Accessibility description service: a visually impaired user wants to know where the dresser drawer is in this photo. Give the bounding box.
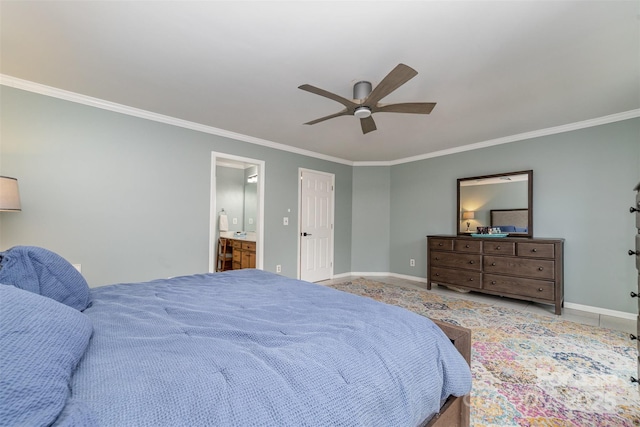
[484,274,554,300]
[483,241,515,256]
[454,239,481,253]
[517,242,555,258]
[431,266,482,289]
[484,255,555,280]
[429,238,454,251]
[231,240,242,249]
[430,252,481,271]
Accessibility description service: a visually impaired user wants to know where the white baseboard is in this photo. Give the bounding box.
[564,302,636,320]
[332,271,637,320]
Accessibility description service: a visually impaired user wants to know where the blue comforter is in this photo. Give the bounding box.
[70,269,471,426]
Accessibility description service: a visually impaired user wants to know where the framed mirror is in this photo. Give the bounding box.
[457,170,533,237]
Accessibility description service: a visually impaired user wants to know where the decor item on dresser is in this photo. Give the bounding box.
[0,246,472,427]
[427,235,564,314]
[457,170,532,237]
[631,181,640,386]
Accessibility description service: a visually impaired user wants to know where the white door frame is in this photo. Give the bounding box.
[297,168,335,281]
[209,152,265,272]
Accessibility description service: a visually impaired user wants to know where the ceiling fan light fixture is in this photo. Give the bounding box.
[354,106,372,119]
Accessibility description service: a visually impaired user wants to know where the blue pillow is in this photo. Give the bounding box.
[0,246,90,311]
[0,284,94,426]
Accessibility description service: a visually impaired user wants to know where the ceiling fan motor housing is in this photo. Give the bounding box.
[353,81,372,100]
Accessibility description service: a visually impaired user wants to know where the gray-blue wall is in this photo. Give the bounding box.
[216,166,245,232]
[388,119,639,314]
[351,166,390,272]
[2,85,639,314]
[0,86,352,285]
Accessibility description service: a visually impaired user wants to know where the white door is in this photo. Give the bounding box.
[299,169,334,282]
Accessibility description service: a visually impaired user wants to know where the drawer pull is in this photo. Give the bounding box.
[469,260,474,264]
[531,248,538,253]
[435,257,440,261]
[490,281,496,285]
[631,206,639,213]
[538,288,544,292]
[468,278,474,281]
[435,273,440,276]
[631,334,638,341]
[438,243,443,246]
[496,246,501,250]
[465,244,470,248]
[629,250,638,256]
[632,291,639,298]
[491,262,496,266]
[538,267,544,271]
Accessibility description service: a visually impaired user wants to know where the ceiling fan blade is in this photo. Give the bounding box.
[298,84,358,109]
[364,64,418,107]
[360,116,377,134]
[304,109,350,125]
[374,102,436,114]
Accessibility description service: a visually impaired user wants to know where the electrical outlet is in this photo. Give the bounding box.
[283,217,289,226]
[410,259,415,267]
[276,264,282,273]
[232,217,238,225]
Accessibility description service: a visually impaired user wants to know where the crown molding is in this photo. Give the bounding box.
[2,74,637,168]
[355,109,640,166]
[0,74,354,166]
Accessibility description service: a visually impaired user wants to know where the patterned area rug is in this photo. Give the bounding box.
[325,278,640,427]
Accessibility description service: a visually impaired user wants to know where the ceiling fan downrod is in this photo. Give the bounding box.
[353,81,372,100]
[353,81,373,119]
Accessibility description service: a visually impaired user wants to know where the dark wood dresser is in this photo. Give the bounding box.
[631,182,640,386]
[427,235,564,314]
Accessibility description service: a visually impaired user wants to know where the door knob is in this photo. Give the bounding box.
[629,250,638,256]
[631,291,638,298]
[301,232,312,237]
[630,206,639,213]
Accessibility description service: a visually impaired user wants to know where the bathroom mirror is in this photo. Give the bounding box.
[457,170,533,237]
[216,162,258,233]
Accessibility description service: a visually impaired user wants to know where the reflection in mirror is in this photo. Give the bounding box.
[243,166,258,232]
[457,170,533,237]
[216,161,258,233]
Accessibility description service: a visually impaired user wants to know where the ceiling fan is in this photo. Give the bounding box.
[298,63,436,135]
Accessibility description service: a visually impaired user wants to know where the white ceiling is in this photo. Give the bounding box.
[1,1,638,163]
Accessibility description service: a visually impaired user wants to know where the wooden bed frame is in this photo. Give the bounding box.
[420,320,471,427]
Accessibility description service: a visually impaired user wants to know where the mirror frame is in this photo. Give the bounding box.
[457,170,533,237]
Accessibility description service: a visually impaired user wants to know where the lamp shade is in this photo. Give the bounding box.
[462,211,475,220]
[0,176,21,211]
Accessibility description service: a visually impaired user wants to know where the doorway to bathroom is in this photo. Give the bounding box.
[209,152,264,272]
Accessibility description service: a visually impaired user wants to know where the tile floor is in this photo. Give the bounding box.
[320,275,637,335]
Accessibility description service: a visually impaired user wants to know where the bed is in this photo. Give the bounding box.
[490,208,529,233]
[0,246,472,427]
